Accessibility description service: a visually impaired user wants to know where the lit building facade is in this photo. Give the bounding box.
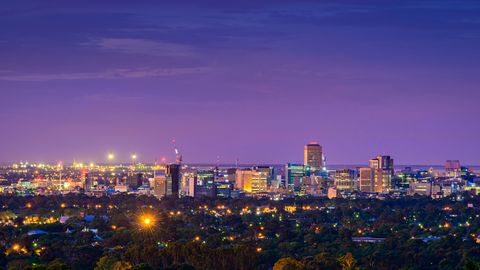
[304,142,323,172]
[358,167,373,192]
[285,163,311,190]
[334,169,356,192]
[369,155,394,193]
[194,169,216,198]
[249,166,272,193]
[235,169,253,192]
[153,167,167,198]
[445,160,461,177]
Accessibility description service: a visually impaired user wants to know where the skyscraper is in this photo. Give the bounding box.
[251,166,270,193]
[369,155,394,193]
[304,142,323,172]
[153,168,167,198]
[166,164,181,197]
[334,169,356,192]
[194,169,216,198]
[285,163,311,190]
[358,167,374,193]
[235,169,253,192]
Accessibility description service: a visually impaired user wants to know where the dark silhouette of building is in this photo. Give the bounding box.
[166,164,181,197]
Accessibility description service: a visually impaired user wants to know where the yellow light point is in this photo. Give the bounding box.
[111,225,117,230]
[140,215,154,227]
[60,203,66,208]
[256,247,262,252]
[90,162,95,167]
[108,153,115,161]
[131,153,137,160]
[26,203,32,208]
[444,223,450,229]
[194,236,201,241]
[12,244,20,251]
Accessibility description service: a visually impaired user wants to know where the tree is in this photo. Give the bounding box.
[112,261,132,270]
[131,264,153,270]
[303,252,339,270]
[338,253,356,270]
[47,259,71,270]
[273,257,305,270]
[95,256,118,270]
[464,260,480,270]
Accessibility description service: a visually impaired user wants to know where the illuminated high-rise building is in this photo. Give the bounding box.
[251,167,270,193]
[179,169,195,197]
[194,169,216,198]
[369,155,394,193]
[153,167,167,198]
[334,169,356,192]
[358,167,373,192]
[285,163,311,190]
[304,142,323,171]
[235,169,253,192]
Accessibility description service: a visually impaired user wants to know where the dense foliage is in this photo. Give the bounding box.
[1,194,480,269]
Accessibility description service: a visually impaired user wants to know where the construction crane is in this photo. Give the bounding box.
[172,139,183,164]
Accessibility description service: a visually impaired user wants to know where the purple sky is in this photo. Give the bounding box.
[1,1,480,165]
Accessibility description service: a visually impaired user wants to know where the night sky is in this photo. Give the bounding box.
[1,1,479,165]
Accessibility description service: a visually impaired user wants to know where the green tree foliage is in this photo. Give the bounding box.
[273,257,305,270]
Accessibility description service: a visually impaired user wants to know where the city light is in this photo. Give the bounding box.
[1,1,478,269]
[139,214,155,228]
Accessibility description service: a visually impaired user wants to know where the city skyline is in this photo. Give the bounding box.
[1,1,480,165]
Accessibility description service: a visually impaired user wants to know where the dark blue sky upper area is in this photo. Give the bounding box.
[1,1,479,165]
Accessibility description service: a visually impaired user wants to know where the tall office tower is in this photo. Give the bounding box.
[358,167,374,192]
[235,169,253,192]
[251,167,270,193]
[334,169,356,192]
[369,155,394,193]
[194,169,216,198]
[166,164,181,197]
[445,160,461,177]
[285,163,311,190]
[180,169,195,197]
[153,168,167,198]
[304,142,323,172]
[188,175,195,197]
